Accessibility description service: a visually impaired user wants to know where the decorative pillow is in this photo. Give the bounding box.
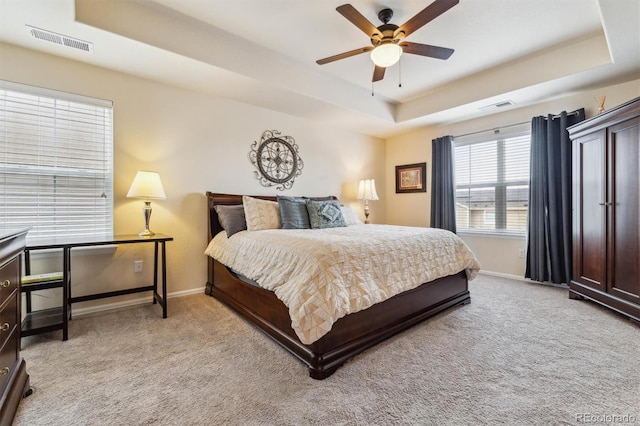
[242,196,281,231]
[214,205,247,237]
[277,196,311,229]
[306,199,347,229]
[341,205,363,226]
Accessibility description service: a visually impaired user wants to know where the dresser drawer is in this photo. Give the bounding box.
[0,327,18,392]
[0,295,17,350]
[0,258,19,305]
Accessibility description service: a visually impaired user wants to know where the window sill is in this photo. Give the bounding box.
[457,230,526,240]
[28,245,117,259]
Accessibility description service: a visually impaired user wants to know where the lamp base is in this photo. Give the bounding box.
[364,200,370,224]
[139,201,156,237]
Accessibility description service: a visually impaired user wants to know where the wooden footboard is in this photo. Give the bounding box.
[206,258,469,379]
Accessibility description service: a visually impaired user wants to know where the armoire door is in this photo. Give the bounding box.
[607,117,640,303]
[573,130,607,291]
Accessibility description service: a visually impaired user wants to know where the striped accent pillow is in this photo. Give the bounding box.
[277,196,311,229]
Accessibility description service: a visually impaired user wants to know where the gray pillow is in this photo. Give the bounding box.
[305,199,347,229]
[304,196,334,201]
[277,196,310,229]
[214,205,247,237]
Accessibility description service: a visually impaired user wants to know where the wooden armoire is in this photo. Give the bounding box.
[568,97,639,322]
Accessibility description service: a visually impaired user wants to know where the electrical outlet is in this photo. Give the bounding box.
[134,260,143,273]
[518,248,525,258]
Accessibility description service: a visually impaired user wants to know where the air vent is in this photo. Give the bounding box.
[479,100,515,111]
[27,25,93,53]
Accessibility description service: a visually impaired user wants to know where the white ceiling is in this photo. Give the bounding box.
[0,0,638,138]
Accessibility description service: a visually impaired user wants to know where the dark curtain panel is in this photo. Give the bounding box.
[430,135,457,233]
[525,109,585,284]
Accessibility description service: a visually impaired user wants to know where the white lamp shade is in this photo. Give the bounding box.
[370,43,402,67]
[127,171,166,200]
[358,179,379,201]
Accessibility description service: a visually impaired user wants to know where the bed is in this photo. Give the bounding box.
[204,192,480,379]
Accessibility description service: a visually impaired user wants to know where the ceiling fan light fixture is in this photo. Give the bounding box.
[370,43,402,67]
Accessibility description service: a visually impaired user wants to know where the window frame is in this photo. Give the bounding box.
[453,125,530,237]
[0,80,114,243]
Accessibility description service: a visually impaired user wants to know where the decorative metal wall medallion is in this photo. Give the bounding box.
[249,130,304,190]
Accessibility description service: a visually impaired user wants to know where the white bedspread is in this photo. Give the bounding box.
[205,225,480,345]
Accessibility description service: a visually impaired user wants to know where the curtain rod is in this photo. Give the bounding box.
[452,109,581,139]
[544,109,581,119]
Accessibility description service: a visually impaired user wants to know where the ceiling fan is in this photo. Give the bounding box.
[316,0,458,83]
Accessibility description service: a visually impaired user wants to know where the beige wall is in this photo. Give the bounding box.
[385,79,640,277]
[385,130,432,227]
[0,43,386,313]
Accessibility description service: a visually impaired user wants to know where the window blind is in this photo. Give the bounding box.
[0,81,113,242]
[454,126,530,235]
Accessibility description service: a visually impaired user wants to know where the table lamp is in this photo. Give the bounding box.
[127,171,166,237]
[357,179,379,224]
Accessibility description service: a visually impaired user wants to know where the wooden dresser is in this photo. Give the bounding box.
[568,97,640,322]
[0,229,31,424]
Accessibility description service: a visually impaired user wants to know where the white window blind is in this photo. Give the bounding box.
[454,126,530,235]
[0,81,113,242]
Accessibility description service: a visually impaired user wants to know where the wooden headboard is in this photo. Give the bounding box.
[206,192,276,240]
[206,192,339,240]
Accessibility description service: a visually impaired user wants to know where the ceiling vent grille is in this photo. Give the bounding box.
[479,100,515,111]
[27,25,93,53]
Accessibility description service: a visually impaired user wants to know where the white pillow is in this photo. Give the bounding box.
[341,205,363,226]
[242,196,281,231]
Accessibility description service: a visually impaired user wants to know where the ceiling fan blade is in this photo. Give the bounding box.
[316,46,373,65]
[395,0,459,39]
[372,65,385,82]
[337,4,379,37]
[400,42,454,60]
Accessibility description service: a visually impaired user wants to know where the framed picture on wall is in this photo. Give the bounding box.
[395,162,427,193]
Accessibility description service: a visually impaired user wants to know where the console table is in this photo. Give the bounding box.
[24,234,173,340]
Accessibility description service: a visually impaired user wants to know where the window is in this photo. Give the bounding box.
[454,126,530,235]
[483,211,495,225]
[0,81,113,242]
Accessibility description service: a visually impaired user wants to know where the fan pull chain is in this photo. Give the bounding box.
[398,57,402,88]
[372,80,374,96]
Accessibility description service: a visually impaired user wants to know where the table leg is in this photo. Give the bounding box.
[153,242,158,305]
[62,247,70,340]
[161,241,167,318]
[24,250,32,314]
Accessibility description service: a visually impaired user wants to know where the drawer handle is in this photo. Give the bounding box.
[0,323,8,332]
[0,367,9,375]
[1,280,10,288]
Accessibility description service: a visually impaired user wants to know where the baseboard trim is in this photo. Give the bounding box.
[478,270,569,289]
[479,270,528,282]
[71,287,206,318]
[68,271,568,317]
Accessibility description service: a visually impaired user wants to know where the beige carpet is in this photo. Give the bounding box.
[14,275,640,425]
